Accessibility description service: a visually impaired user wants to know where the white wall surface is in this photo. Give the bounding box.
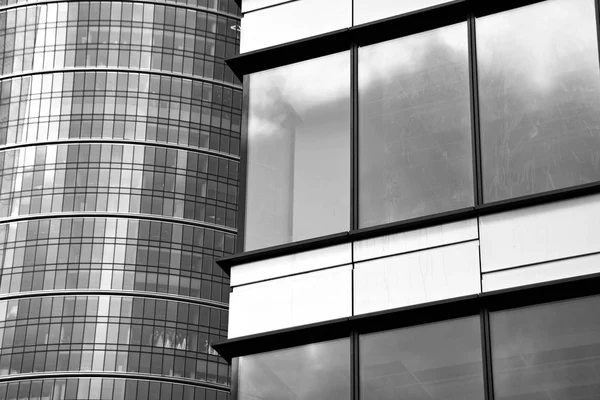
[230,244,351,287]
[228,265,352,338]
[240,0,351,53]
[479,194,600,273]
[353,241,481,315]
[482,252,600,292]
[353,219,478,262]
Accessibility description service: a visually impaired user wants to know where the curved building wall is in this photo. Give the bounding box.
[0,0,241,398]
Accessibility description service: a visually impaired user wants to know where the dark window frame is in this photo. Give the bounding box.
[220,0,600,266]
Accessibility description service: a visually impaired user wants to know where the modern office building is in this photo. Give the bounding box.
[0,0,241,398]
[215,0,600,399]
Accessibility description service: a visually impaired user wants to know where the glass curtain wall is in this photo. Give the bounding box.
[0,0,241,399]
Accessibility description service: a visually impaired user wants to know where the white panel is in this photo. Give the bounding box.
[240,0,351,53]
[354,0,453,25]
[482,252,600,292]
[230,244,352,287]
[242,0,290,13]
[354,241,481,315]
[479,194,600,273]
[353,219,478,262]
[228,265,352,338]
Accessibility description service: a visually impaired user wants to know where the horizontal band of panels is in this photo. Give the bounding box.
[0,0,241,19]
[213,272,600,361]
[0,139,241,162]
[0,67,243,91]
[0,289,229,310]
[0,371,230,391]
[1,211,238,234]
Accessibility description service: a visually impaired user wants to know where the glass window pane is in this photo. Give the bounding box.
[240,0,351,53]
[238,339,350,400]
[358,23,473,228]
[245,52,351,250]
[360,316,484,400]
[354,0,452,25]
[478,0,600,203]
[491,295,600,399]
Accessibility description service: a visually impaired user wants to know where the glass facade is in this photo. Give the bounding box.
[360,317,484,400]
[491,295,600,400]
[359,23,473,228]
[0,0,241,398]
[478,0,600,202]
[237,339,350,400]
[244,52,350,251]
[243,0,600,251]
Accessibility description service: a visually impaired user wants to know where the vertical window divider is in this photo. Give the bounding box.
[480,307,495,400]
[467,8,483,206]
[236,75,249,254]
[351,329,360,400]
[595,0,600,72]
[350,40,359,231]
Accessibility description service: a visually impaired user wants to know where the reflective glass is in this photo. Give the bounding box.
[0,377,229,400]
[245,52,350,250]
[359,23,473,228]
[491,295,600,399]
[0,217,234,302]
[0,1,241,84]
[239,0,351,53]
[478,0,600,203]
[238,338,350,400]
[354,0,452,25]
[0,295,230,382]
[360,316,484,400]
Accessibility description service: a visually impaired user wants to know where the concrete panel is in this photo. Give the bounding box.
[354,241,481,315]
[480,194,600,273]
[230,244,352,287]
[482,252,600,292]
[228,265,352,338]
[353,219,478,262]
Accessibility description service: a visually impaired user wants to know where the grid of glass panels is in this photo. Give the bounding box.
[0,295,229,382]
[1,0,239,11]
[0,71,242,153]
[0,1,240,85]
[244,0,600,250]
[0,0,240,395]
[0,376,228,400]
[0,143,238,227]
[0,217,233,302]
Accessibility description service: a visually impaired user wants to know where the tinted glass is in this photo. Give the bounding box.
[360,316,484,400]
[240,0,351,53]
[478,0,600,203]
[238,339,350,400]
[491,295,600,399]
[245,52,350,250]
[359,23,473,228]
[354,0,452,25]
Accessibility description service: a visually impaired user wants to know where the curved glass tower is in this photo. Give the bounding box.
[0,0,241,398]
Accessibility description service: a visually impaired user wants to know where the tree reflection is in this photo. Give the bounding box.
[359,23,473,227]
[478,0,600,202]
